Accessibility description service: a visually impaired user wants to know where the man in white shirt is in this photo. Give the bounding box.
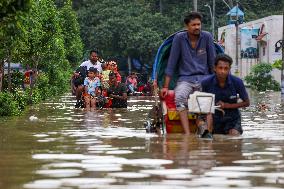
[79,50,102,73]
[77,50,102,73]
[73,50,103,108]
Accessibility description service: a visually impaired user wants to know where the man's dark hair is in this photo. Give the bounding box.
[90,49,99,55]
[184,11,203,25]
[214,54,233,66]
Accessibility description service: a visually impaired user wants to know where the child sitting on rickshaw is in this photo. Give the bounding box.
[83,67,101,111]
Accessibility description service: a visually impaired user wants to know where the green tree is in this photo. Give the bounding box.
[75,0,283,69]
[0,0,30,21]
[0,0,31,92]
[0,0,82,115]
[77,0,179,69]
[58,0,83,68]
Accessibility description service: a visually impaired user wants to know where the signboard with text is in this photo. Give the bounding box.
[240,28,259,59]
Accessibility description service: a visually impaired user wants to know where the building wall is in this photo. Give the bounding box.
[218,15,283,83]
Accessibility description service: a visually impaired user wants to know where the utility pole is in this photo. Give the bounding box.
[159,0,163,14]
[235,1,239,75]
[193,0,197,11]
[128,55,131,75]
[212,0,215,39]
[281,11,284,94]
[204,4,213,37]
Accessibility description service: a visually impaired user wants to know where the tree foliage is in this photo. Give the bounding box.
[74,0,283,68]
[1,0,82,80]
[58,0,83,67]
[0,0,30,22]
[0,0,31,58]
[77,0,179,65]
[0,0,83,115]
[272,59,283,70]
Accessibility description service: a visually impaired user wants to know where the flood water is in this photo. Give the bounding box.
[1,90,284,189]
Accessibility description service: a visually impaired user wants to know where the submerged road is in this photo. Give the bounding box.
[1,90,284,189]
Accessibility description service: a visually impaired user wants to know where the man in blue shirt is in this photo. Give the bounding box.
[161,12,216,134]
[201,54,250,135]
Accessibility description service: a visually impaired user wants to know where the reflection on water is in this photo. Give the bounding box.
[0,91,284,189]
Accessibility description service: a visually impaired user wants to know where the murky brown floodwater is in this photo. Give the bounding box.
[1,90,284,189]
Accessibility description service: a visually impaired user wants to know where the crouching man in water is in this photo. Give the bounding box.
[107,72,127,108]
[201,54,250,135]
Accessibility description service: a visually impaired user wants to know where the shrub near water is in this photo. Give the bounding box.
[13,89,29,110]
[37,73,52,100]
[0,88,42,116]
[24,87,42,105]
[0,92,20,116]
[0,72,64,116]
[3,71,24,91]
[245,63,280,91]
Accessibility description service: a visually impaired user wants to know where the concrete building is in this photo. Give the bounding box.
[218,15,283,83]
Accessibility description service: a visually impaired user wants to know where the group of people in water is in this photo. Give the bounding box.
[72,50,147,110]
[72,11,250,137]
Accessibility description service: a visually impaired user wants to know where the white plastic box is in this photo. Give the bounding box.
[188,91,215,114]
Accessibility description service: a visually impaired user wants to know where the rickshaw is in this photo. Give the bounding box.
[145,30,224,134]
[71,65,113,109]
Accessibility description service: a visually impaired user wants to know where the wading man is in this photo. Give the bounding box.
[107,72,127,108]
[202,54,250,135]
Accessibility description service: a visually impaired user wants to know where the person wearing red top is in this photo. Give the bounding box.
[126,72,138,93]
[109,61,121,82]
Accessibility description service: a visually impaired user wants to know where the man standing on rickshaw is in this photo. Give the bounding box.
[161,12,216,135]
